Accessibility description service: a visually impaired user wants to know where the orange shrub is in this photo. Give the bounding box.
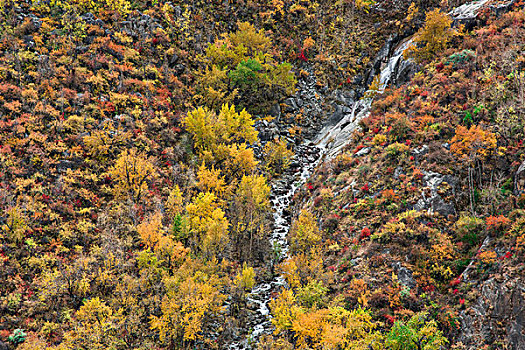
[485,215,510,233]
[450,125,497,162]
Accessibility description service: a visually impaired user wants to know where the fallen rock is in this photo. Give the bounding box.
[392,261,416,290]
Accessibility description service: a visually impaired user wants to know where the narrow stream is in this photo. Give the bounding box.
[230,144,321,349]
[231,1,498,348]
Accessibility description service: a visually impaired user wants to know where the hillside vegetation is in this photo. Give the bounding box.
[282,4,525,350]
[0,0,524,349]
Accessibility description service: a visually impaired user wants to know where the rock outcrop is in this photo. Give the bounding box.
[413,170,457,217]
[459,276,525,349]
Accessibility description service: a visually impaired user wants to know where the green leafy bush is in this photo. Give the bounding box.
[386,312,447,350]
[447,49,476,67]
[195,22,296,113]
[8,329,27,345]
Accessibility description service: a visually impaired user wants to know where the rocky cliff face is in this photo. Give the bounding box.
[459,274,525,349]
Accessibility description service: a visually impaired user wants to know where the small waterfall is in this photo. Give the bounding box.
[313,0,498,160]
[450,0,491,21]
[314,37,413,158]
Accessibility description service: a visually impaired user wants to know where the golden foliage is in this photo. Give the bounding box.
[234,262,256,291]
[280,258,301,290]
[230,22,272,55]
[372,133,387,145]
[33,0,131,16]
[137,212,163,249]
[405,9,456,62]
[166,185,184,218]
[213,142,258,179]
[280,248,330,289]
[478,250,497,264]
[262,138,294,176]
[186,192,229,258]
[2,206,27,244]
[290,210,321,253]
[151,272,225,343]
[185,104,258,176]
[196,163,227,198]
[270,297,383,350]
[108,149,157,202]
[355,0,377,14]
[184,107,219,152]
[60,298,125,349]
[231,174,270,237]
[270,289,301,333]
[194,65,237,111]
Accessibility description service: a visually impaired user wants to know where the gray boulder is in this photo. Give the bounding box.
[392,261,416,290]
[413,170,456,217]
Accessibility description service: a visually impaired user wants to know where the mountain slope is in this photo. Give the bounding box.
[0,0,523,349]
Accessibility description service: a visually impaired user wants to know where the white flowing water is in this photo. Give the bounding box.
[314,37,414,158]
[450,0,491,21]
[230,144,320,349]
[231,0,498,348]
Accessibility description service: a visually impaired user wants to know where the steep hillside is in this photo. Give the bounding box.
[0,0,523,349]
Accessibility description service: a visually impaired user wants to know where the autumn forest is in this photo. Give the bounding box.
[0,0,524,349]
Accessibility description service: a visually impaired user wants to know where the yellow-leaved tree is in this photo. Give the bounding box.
[2,206,28,244]
[232,262,256,307]
[270,289,384,350]
[150,269,226,347]
[262,138,294,177]
[137,212,190,269]
[196,163,228,198]
[108,148,158,203]
[289,210,322,253]
[230,174,271,259]
[185,103,258,151]
[185,104,258,180]
[270,289,302,333]
[292,307,383,349]
[59,298,126,349]
[405,9,456,63]
[166,185,184,219]
[185,192,229,259]
[32,0,131,16]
